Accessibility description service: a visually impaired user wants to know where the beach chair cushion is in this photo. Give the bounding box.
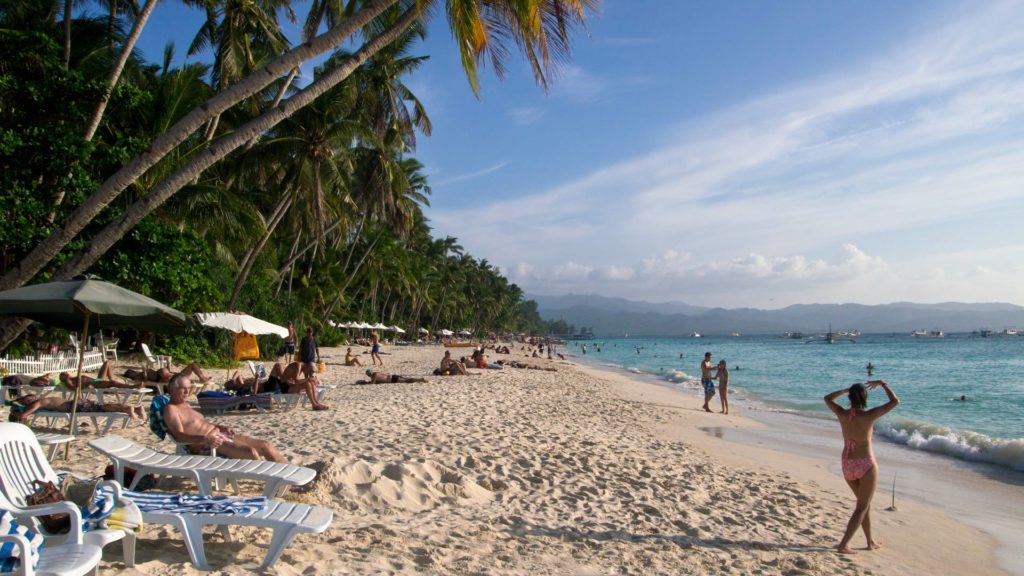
[0,510,43,573]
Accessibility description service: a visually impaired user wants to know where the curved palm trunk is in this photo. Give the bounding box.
[0,0,401,292]
[228,193,294,308]
[274,218,344,282]
[62,0,72,68]
[40,5,421,290]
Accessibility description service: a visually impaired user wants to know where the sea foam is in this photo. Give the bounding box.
[878,418,1024,471]
[664,370,693,384]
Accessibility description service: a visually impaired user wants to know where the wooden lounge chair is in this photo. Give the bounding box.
[88,435,316,498]
[0,423,134,569]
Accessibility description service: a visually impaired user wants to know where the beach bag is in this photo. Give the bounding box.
[26,480,70,534]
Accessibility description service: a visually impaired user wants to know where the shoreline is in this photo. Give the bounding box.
[572,357,1022,576]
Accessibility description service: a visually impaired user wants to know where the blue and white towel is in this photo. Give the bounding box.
[0,510,43,574]
[92,485,267,516]
[84,487,142,533]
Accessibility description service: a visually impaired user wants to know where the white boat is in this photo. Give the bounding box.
[730,332,741,337]
[911,330,928,337]
[1002,329,1019,336]
[690,331,701,338]
[928,330,944,338]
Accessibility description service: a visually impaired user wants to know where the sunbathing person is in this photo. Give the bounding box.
[223,370,259,394]
[123,362,212,384]
[361,369,427,384]
[10,393,146,422]
[344,347,363,367]
[496,360,557,372]
[439,350,470,375]
[163,375,286,462]
[59,361,143,389]
[258,362,329,411]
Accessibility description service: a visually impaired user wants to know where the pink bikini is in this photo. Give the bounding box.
[841,409,876,481]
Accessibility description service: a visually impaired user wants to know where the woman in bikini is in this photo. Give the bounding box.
[824,380,900,554]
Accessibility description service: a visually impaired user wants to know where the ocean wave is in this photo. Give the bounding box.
[664,370,694,383]
[625,367,644,374]
[877,419,1024,471]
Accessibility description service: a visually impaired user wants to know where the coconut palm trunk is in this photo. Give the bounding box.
[228,193,295,308]
[45,5,421,288]
[83,0,159,142]
[0,0,398,292]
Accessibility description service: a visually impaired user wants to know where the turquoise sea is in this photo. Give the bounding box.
[567,333,1024,472]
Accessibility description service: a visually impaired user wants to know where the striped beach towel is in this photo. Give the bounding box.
[0,510,43,573]
[93,485,266,516]
[84,486,142,534]
[149,395,170,440]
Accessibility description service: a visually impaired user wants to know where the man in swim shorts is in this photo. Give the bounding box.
[10,393,146,422]
[362,369,426,384]
[163,375,287,462]
[700,352,717,413]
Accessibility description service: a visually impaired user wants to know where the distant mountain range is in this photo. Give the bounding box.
[530,294,1024,335]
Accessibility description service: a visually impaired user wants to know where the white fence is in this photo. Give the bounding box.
[0,351,104,376]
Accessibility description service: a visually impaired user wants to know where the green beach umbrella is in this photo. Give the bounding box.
[0,275,189,457]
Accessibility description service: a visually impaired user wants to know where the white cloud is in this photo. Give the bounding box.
[552,64,608,102]
[433,161,510,187]
[429,1,1024,306]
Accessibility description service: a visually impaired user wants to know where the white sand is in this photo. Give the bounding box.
[43,345,1005,575]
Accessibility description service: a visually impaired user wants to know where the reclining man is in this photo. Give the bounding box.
[59,360,145,390]
[9,393,146,422]
[361,369,427,384]
[256,362,329,411]
[124,362,213,384]
[163,374,287,462]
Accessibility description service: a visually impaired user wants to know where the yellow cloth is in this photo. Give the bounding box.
[233,332,260,361]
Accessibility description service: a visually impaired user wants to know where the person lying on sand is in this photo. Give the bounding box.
[9,393,147,422]
[495,360,556,372]
[163,375,287,461]
[257,362,329,411]
[344,347,363,367]
[359,369,427,384]
[123,362,212,384]
[58,360,143,390]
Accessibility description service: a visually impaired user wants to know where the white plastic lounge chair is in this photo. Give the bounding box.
[32,433,75,460]
[88,436,316,498]
[139,343,170,371]
[27,411,131,436]
[196,394,271,414]
[0,531,102,576]
[0,423,135,568]
[96,481,332,569]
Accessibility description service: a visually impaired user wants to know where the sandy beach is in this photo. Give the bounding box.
[40,344,1007,575]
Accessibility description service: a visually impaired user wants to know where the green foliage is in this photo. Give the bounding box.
[318,325,348,347]
[159,332,235,369]
[91,218,222,313]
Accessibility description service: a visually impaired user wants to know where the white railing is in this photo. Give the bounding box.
[0,351,104,376]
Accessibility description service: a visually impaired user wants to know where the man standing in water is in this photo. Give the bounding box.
[700,352,716,412]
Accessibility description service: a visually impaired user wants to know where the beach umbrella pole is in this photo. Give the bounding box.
[64,311,90,460]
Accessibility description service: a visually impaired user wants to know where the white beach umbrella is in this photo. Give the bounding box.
[370,322,387,330]
[419,327,429,334]
[459,329,472,336]
[196,312,288,337]
[390,326,406,333]
[357,321,372,329]
[328,320,337,327]
[440,329,454,336]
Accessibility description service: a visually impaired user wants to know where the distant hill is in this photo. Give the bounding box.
[530,295,1024,336]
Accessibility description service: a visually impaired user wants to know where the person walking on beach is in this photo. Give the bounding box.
[824,380,900,554]
[700,352,716,412]
[299,327,320,376]
[716,360,730,414]
[282,321,297,362]
[370,331,384,366]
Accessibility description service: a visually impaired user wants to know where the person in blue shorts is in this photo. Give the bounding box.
[700,351,717,413]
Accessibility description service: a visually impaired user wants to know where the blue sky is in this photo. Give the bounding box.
[132,1,1024,308]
